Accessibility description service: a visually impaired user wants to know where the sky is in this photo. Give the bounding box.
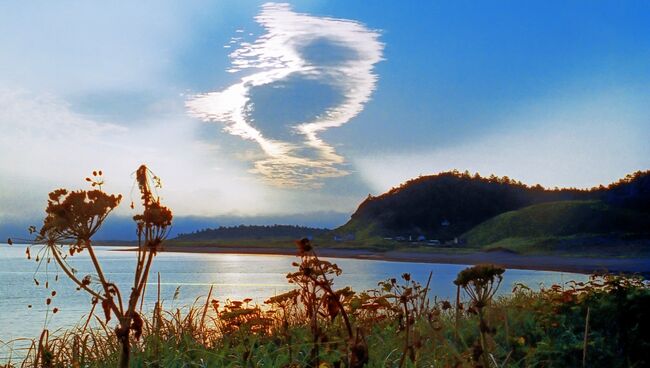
[1,1,649,234]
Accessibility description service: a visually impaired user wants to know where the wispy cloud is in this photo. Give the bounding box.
[186,2,383,187]
[0,89,273,221]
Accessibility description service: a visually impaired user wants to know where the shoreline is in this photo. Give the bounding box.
[123,245,650,276]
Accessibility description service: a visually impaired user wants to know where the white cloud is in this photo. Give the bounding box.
[0,89,276,221]
[186,2,383,187]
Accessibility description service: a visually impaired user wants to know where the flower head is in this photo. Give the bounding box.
[39,188,121,242]
[295,237,312,255]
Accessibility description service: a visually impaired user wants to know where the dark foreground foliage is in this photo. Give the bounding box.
[4,263,649,367]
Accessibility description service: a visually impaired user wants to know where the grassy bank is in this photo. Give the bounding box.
[4,263,649,367]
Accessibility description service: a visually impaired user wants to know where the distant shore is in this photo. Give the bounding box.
[122,244,650,276]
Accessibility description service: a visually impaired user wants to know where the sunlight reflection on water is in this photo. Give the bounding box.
[0,244,587,344]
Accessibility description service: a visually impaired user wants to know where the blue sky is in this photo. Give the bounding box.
[1,1,649,228]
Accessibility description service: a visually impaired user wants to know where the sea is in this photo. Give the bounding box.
[0,243,587,358]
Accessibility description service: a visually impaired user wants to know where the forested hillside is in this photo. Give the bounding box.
[337,170,650,240]
[175,224,329,241]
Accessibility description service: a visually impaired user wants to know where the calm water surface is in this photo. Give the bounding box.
[0,243,588,345]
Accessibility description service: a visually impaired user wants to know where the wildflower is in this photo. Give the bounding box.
[295,237,312,255]
[455,264,505,368]
[133,201,172,230]
[229,300,243,309]
[39,188,122,243]
[265,290,299,305]
[454,264,505,290]
[132,166,172,249]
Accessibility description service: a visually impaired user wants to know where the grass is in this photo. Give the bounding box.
[463,200,650,255]
[3,262,649,368]
[93,199,649,261]
[156,200,650,258]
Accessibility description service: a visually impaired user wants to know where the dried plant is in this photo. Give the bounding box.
[287,238,367,368]
[5,261,650,368]
[28,165,172,368]
[376,272,432,367]
[455,264,505,368]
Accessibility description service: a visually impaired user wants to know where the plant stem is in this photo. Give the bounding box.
[582,306,590,368]
[398,301,410,368]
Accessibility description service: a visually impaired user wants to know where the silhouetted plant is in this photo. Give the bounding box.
[288,238,366,367]
[5,262,650,367]
[31,165,172,368]
[376,272,432,367]
[265,289,300,362]
[455,264,505,368]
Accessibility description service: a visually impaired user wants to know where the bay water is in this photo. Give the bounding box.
[1,243,587,351]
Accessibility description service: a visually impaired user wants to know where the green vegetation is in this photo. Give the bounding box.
[333,170,650,255]
[7,169,650,366]
[463,200,650,254]
[337,170,600,240]
[151,170,650,257]
[175,225,330,242]
[4,250,650,367]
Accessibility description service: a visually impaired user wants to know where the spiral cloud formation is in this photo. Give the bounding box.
[186,3,383,187]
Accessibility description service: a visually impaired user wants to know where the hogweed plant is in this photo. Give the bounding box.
[454,264,505,368]
[26,165,172,368]
[376,272,432,367]
[288,238,368,368]
[264,289,300,362]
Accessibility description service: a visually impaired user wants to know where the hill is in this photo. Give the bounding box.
[336,170,650,244]
[174,224,329,242]
[463,200,650,253]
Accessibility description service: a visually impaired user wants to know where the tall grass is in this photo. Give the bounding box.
[3,261,649,367]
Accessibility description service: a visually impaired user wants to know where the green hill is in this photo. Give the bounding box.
[337,171,600,240]
[462,200,650,253]
[168,170,650,255]
[334,170,650,252]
